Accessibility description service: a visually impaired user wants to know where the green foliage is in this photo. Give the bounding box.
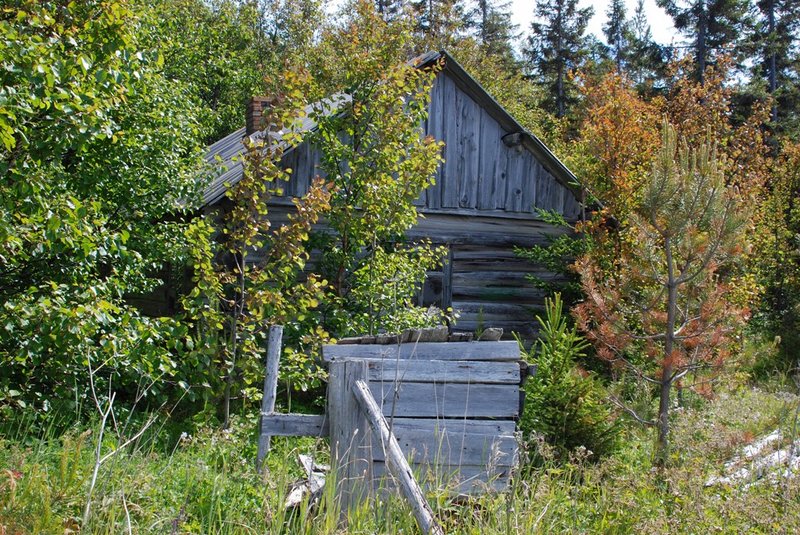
[519,294,620,459]
[0,0,204,410]
[514,208,584,304]
[137,0,324,144]
[309,1,447,336]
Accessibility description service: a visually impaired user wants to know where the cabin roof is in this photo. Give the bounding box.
[202,50,580,208]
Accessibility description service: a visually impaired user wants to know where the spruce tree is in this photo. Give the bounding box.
[526,0,593,118]
[656,0,750,84]
[603,0,629,72]
[627,0,667,90]
[411,0,469,49]
[467,0,518,63]
[750,0,800,130]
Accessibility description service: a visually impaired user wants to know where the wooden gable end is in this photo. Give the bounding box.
[422,70,581,220]
[269,69,581,221]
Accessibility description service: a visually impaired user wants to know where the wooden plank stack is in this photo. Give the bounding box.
[322,339,522,495]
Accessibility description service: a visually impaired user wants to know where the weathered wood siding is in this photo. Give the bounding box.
[242,203,570,340]
[272,69,581,220]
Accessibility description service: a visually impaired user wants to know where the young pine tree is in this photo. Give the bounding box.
[574,121,750,464]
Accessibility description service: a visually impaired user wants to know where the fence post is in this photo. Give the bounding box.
[257,324,283,470]
[328,359,372,516]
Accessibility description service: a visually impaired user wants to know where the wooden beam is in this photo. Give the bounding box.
[368,382,519,419]
[259,413,328,437]
[322,340,521,362]
[257,325,283,470]
[352,379,444,535]
[364,359,520,384]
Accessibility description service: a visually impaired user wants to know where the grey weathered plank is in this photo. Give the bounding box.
[371,429,517,468]
[365,359,520,384]
[477,109,501,210]
[372,462,511,494]
[353,380,444,535]
[257,325,283,468]
[426,75,443,210]
[328,360,372,514]
[441,246,453,310]
[504,146,524,212]
[442,74,461,209]
[322,340,521,362]
[368,382,519,418]
[456,87,480,209]
[386,417,516,437]
[260,413,328,437]
[493,139,510,210]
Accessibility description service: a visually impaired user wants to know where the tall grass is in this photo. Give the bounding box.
[1,385,799,533]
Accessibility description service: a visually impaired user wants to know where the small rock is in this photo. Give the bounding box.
[376,333,399,345]
[478,327,503,341]
[448,332,474,342]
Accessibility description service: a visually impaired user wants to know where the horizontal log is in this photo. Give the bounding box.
[322,341,521,362]
[372,429,517,467]
[260,413,328,437]
[365,359,520,384]
[369,382,519,418]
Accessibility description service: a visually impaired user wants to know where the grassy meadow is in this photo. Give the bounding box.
[2,382,799,534]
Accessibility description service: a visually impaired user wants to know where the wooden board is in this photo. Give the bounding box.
[368,382,519,418]
[322,340,521,362]
[372,462,512,494]
[260,413,328,437]
[371,428,517,467]
[364,359,520,384]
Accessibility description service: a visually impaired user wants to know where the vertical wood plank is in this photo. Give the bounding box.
[441,245,453,310]
[328,360,372,516]
[493,141,508,210]
[442,75,461,208]
[505,145,524,212]
[535,164,554,211]
[426,75,443,209]
[456,88,480,209]
[257,325,283,469]
[477,109,500,210]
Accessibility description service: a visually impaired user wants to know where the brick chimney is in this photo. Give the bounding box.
[246,96,272,135]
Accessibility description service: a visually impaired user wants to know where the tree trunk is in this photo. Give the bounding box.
[767,0,777,122]
[656,237,678,465]
[697,1,707,85]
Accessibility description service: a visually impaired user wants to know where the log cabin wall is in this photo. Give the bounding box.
[199,52,582,342]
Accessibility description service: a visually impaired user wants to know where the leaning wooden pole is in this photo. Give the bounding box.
[257,324,283,470]
[352,379,444,535]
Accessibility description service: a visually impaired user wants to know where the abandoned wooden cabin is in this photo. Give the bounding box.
[203,50,584,340]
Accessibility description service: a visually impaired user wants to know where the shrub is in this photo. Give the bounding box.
[519,294,620,459]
